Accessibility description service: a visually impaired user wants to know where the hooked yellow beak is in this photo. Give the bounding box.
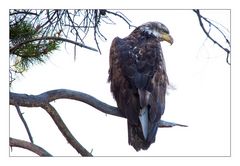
[162,33,174,45]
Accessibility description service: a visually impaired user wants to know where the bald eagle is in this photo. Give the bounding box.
[108,21,173,151]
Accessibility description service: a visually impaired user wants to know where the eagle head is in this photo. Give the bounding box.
[139,21,174,45]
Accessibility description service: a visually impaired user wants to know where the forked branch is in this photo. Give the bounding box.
[10,89,187,156]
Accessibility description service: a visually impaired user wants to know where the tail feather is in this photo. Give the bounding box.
[146,122,158,143]
[127,119,159,151]
[128,121,151,151]
[139,107,148,140]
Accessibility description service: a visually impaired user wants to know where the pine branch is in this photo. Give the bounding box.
[10,36,98,54]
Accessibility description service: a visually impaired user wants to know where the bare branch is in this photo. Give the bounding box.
[10,89,187,127]
[10,10,39,16]
[15,105,34,143]
[41,103,93,156]
[11,94,93,156]
[193,9,230,65]
[10,137,52,156]
[10,89,187,155]
[93,10,102,54]
[105,10,136,29]
[10,36,98,54]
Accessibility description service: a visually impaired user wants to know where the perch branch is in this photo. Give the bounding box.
[10,89,187,156]
[10,137,52,156]
[10,89,187,128]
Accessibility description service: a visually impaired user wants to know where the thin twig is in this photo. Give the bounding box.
[10,36,98,54]
[10,137,52,156]
[193,9,230,65]
[15,105,34,143]
[93,10,102,54]
[105,10,136,29]
[10,10,39,16]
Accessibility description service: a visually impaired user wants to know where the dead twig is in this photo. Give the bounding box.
[193,9,230,65]
[15,105,34,143]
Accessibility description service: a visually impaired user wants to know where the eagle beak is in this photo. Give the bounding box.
[162,33,174,45]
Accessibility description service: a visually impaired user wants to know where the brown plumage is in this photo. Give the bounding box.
[108,22,173,151]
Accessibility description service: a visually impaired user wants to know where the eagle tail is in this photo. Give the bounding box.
[127,107,158,151]
[128,121,150,151]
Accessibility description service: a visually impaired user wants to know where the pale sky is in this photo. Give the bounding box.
[8,9,231,157]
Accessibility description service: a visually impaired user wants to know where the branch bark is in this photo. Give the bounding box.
[10,89,122,117]
[10,137,52,156]
[10,89,187,127]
